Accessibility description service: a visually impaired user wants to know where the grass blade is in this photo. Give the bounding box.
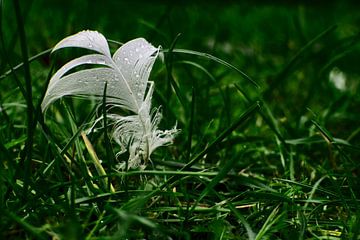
[13,0,34,199]
[166,48,259,88]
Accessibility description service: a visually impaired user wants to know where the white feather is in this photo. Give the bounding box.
[42,30,178,169]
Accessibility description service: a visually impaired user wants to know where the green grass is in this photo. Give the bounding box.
[1,1,360,239]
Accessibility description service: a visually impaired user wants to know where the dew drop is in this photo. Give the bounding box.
[88,43,93,48]
[97,60,106,64]
[135,74,140,78]
[135,48,139,52]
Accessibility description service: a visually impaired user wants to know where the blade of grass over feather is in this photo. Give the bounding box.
[101,81,115,191]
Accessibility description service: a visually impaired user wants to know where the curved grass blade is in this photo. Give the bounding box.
[212,188,255,240]
[164,48,259,88]
[165,33,188,110]
[0,48,52,80]
[175,60,217,83]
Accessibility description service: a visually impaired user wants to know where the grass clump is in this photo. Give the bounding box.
[1,1,360,239]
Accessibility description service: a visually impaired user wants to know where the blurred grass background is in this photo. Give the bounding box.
[1,0,360,239]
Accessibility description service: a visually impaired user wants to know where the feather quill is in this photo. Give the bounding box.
[42,30,178,169]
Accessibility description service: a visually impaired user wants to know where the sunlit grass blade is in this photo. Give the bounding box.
[255,205,283,240]
[81,132,115,193]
